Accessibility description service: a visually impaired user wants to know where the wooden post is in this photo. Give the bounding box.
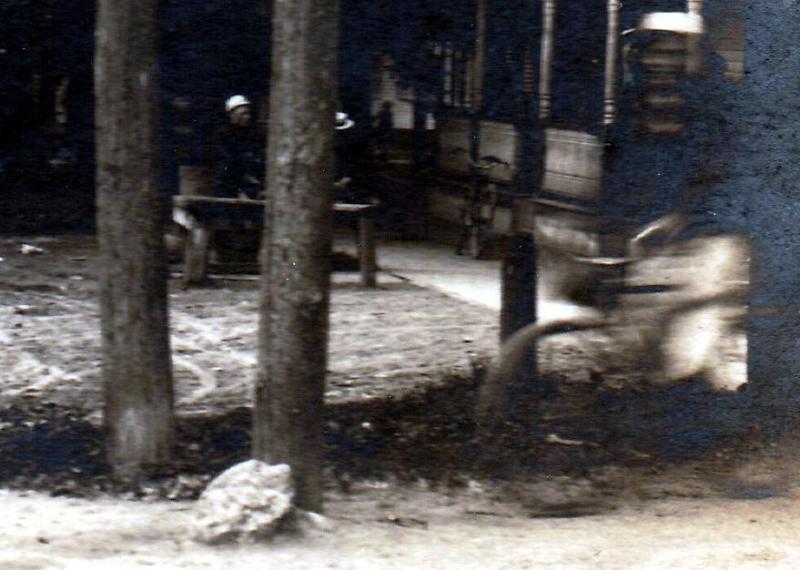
[500,233,537,342]
[459,0,489,256]
[539,0,557,120]
[254,0,339,513]
[498,7,543,344]
[443,44,454,107]
[178,166,213,286]
[95,0,174,482]
[686,0,704,74]
[468,0,488,161]
[183,227,211,286]
[604,0,621,127]
[482,0,548,432]
[472,0,488,114]
[358,214,377,287]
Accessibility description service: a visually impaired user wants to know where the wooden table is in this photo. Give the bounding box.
[172,195,377,287]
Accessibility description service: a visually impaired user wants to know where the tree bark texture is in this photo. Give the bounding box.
[254,0,340,512]
[94,0,174,481]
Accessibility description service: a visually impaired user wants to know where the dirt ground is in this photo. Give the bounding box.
[3,485,800,570]
[2,234,800,568]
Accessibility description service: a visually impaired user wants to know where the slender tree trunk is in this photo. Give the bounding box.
[254,0,340,512]
[94,0,173,482]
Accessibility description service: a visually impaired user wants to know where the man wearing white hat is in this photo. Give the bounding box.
[214,94,264,200]
[334,110,371,205]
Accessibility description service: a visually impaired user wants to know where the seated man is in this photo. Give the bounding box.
[214,95,264,200]
[334,111,372,205]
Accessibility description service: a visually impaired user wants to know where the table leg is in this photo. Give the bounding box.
[183,226,211,287]
[357,215,377,287]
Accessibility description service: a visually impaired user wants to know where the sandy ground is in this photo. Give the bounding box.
[1,235,800,568]
[2,485,800,570]
[0,235,499,414]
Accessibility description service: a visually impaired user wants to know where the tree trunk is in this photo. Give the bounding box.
[254,0,340,512]
[94,0,174,482]
[500,235,537,342]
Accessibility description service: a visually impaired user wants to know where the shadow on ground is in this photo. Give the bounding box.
[0,364,789,504]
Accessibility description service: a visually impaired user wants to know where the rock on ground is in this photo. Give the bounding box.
[192,460,294,544]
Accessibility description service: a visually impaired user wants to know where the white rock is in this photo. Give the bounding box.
[19,244,45,255]
[192,460,294,544]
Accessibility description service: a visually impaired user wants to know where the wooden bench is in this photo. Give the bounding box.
[172,195,377,288]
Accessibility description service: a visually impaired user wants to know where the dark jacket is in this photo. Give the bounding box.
[214,124,265,199]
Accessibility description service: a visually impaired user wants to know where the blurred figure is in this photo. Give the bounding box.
[652,234,749,392]
[622,223,749,392]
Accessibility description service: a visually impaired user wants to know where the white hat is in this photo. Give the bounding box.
[336,112,355,130]
[638,12,704,35]
[225,95,251,114]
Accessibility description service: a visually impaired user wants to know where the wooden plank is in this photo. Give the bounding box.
[173,195,373,213]
[173,195,376,286]
[334,203,375,213]
[542,128,603,201]
[478,121,518,183]
[174,195,262,207]
[437,116,472,176]
[436,117,519,183]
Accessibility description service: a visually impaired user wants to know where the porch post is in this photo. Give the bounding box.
[539,0,556,120]
[499,3,541,342]
[460,0,489,256]
[472,0,488,115]
[469,0,488,164]
[686,0,704,74]
[603,0,620,127]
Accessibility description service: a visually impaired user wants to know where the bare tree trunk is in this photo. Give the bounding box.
[254,0,340,512]
[94,0,174,482]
